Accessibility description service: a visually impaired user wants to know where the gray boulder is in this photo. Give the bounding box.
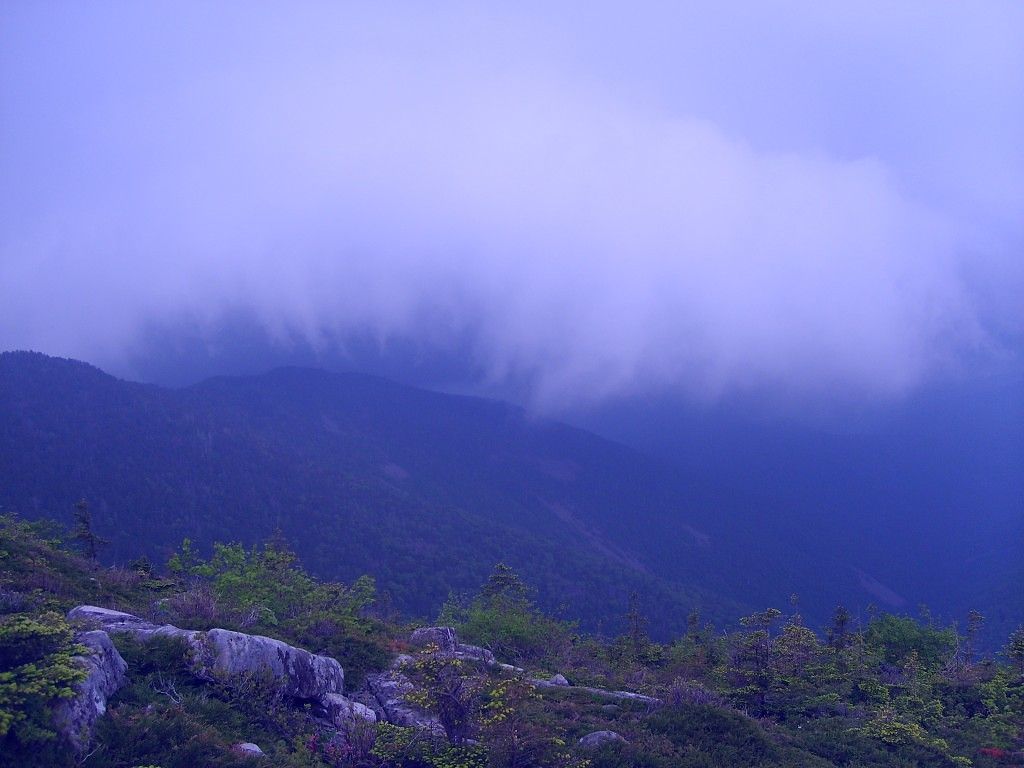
[67,605,199,644]
[409,626,458,652]
[200,628,344,699]
[232,742,265,757]
[53,630,128,752]
[578,730,628,749]
[454,643,496,666]
[548,673,570,686]
[321,692,378,728]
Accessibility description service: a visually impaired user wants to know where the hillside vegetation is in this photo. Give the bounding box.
[2,512,1022,768]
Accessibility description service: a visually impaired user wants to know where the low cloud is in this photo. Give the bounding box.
[1,2,1021,408]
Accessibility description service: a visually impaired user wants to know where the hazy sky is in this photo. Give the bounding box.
[2,2,1022,408]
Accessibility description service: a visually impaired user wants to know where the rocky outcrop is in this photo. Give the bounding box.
[409,626,496,666]
[68,605,201,643]
[406,625,659,713]
[66,605,362,752]
[68,605,343,700]
[53,630,128,752]
[365,669,444,735]
[575,687,659,705]
[578,730,628,749]
[529,675,661,706]
[454,643,496,666]
[61,606,659,749]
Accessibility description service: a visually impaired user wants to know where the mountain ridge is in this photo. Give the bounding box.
[0,350,1015,640]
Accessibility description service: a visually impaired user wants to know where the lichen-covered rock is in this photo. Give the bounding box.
[53,630,128,752]
[409,626,458,652]
[578,730,628,749]
[201,628,344,699]
[365,669,444,734]
[67,605,344,700]
[321,692,377,728]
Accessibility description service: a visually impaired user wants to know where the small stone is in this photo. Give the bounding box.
[578,730,628,749]
[233,742,265,757]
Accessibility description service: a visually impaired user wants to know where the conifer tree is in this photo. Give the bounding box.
[1004,625,1024,676]
[827,605,852,650]
[71,498,108,561]
[481,563,528,604]
[964,609,985,666]
[626,591,649,659]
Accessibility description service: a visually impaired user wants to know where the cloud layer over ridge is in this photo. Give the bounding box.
[2,1,1022,407]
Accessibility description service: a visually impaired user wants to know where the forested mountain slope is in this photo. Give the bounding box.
[0,351,1014,638]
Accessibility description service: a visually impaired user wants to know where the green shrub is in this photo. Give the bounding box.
[371,722,487,768]
[441,564,575,666]
[645,704,780,765]
[90,705,255,768]
[865,616,957,669]
[0,611,86,760]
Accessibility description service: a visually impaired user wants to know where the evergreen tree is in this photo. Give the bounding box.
[625,591,649,659]
[964,609,985,666]
[1005,624,1024,676]
[481,563,529,604]
[828,605,852,650]
[71,499,108,562]
[686,608,701,638]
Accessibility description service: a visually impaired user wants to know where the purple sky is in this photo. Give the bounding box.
[2,2,1022,409]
